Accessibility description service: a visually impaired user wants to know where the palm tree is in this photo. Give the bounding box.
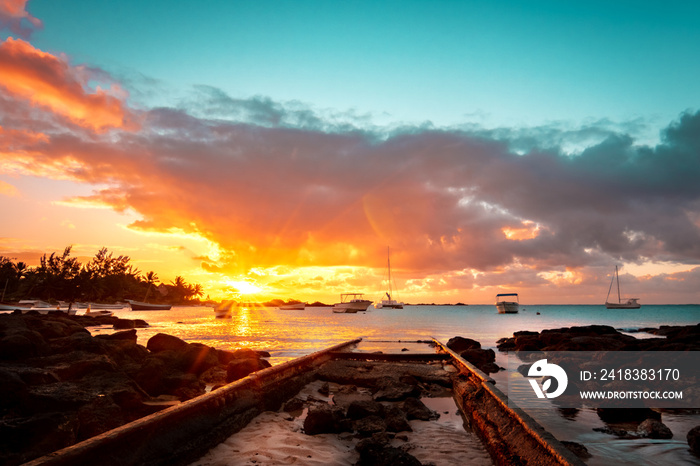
[143,271,159,302]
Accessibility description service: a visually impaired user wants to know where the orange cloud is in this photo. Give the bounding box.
[0,38,136,131]
[0,179,18,197]
[0,0,42,37]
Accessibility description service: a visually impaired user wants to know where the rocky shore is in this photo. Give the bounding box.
[0,311,270,465]
[495,323,700,457]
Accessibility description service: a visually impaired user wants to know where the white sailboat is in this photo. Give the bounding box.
[605,265,641,309]
[374,247,403,309]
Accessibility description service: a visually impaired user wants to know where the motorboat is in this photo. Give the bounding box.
[214,301,235,318]
[126,300,172,311]
[605,265,641,309]
[332,293,372,313]
[495,293,519,314]
[15,300,78,315]
[279,302,306,310]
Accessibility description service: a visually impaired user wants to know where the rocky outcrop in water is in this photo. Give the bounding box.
[0,312,270,465]
[496,324,700,352]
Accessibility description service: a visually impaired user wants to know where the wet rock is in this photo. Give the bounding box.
[561,441,592,459]
[94,329,137,342]
[354,415,387,437]
[688,425,700,455]
[384,405,412,433]
[318,382,330,396]
[347,400,385,420]
[147,333,188,353]
[459,348,498,374]
[446,336,481,352]
[113,319,135,330]
[637,418,673,439]
[373,376,420,401]
[226,358,271,382]
[596,407,660,424]
[402,397,436,421]
[283,397,305,413]
[355,434,422,466]
[303,404,344,435]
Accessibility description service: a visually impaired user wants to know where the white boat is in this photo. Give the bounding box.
[375,247,404,309]
[16,300,77,315]
[332,293,372,313]
[495,293,519,314]
[605,265,641,309]
[213,301,235,318]
[279,302,306,310]
[84,308,114,317]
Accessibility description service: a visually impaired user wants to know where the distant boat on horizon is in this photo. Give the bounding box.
[126,299,172,311]
[605,266,641,309]
[375,247,404,309]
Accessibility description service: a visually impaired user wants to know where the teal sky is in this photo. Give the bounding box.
[28,0,700,133]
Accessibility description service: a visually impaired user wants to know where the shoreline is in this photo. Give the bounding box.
[2,311,699,465]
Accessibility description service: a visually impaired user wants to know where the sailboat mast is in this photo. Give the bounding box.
[615,265,621,303]
[387,247,392,297]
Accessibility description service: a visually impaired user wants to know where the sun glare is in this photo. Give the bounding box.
[225,280,263,295]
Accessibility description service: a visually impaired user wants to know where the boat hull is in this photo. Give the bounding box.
[332,300,371,313]
[496,302,519,314]
[605,301,641,309]
[126,300,172,311]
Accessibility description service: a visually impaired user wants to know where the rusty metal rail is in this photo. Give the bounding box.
[24,338,361,466]
[432,338,585,466]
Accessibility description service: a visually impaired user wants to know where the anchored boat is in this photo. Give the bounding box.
[495,293,519,314]
[332,293,372,313]
[605,265,641,309]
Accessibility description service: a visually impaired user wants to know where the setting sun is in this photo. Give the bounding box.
[224,279,263,296]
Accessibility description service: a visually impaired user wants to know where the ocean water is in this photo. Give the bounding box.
[90,304,700,465]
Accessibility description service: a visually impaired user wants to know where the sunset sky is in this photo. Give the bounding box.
[1,0,699,304]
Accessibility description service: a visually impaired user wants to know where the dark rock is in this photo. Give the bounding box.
[384,405,412,433]
[303,404,344,435]
[347,400,385,420]
[402,397,436,421]
[459,348,497,373]
[561,441,592,459]
[596,408,660,424]
[446,336,481,352]
[76,396,125,440]
[318,382,330,396]
[355,435,422,466]
[0,412,79,465]
[94,329,137,342]
[50,354,117,380]
[283,397,305,413]
[354,415,387,437]
[373,376,420,402]
[226,358,271,383]
[688,425,700,455]
[147,333,188,353]
[637,419,673,439]
[0,369,28,409]
[113,319,135,330]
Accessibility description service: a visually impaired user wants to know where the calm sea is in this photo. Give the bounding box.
[92,304,700,466]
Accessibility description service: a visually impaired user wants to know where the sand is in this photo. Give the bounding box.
[191,380,493,466]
